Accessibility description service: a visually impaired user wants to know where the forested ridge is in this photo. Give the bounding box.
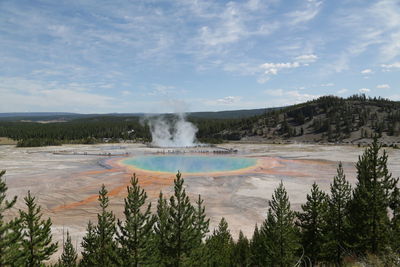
[0,138,399,266]
[1,94,400,147]
[217,94,400,143]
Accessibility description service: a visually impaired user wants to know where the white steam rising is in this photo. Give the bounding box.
[147,113,199,147]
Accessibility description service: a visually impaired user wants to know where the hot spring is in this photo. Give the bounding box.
[122,155,257,174]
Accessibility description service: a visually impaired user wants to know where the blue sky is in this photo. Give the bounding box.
[0,0,399,113]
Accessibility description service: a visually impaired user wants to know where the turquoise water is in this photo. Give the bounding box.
[123,155,257,173]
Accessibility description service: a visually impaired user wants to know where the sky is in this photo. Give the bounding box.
[0,0,399,113]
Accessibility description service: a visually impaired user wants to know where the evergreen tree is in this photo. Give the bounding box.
[260,181,299,267]
[19,191,57,267]
[117,174,155,267]
[249,225,264,267]
[95,184,119,266]
[193,194,209,243]
[0,170,22,266]
[153,172,197,266]
[296,182,328,265]
[80,221,97,267]
[233,230,250,267]
[80,185,119,266]
[153,192,171,266]
[188,194,209,266]
[59,230,77,267]
[389,184,400,253]
[347,138,397,255]
[205,218,233,267]
[324,162,352,265]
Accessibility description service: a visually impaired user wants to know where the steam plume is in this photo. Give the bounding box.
[147,113,199,147]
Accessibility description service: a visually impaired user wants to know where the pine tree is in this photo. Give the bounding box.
[80,185,119,266]
[80,221,97,266]
[19,191,57,267]
[389,184,400,253]
[261,181,299,267]
[95,184,119,266]
[296,182,328,265]
[59,230,77,267]
[324,162,352,265]
[193,194,209,244]
[233,230,250,267]
[0,170,22,266]
[155,172,197,266]
[188,194,209,266]
[205,218,233,267]
[347,138,397,255]
[117,174,155,267]
[153,192,171,266]
[249,225,264,267]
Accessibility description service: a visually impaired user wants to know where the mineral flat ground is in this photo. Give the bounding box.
[1,143,400,255]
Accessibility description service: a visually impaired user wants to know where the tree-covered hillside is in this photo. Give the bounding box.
[218,94,400,144]
[1,94,399,146]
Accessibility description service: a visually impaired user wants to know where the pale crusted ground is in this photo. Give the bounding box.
[1,143,400,260]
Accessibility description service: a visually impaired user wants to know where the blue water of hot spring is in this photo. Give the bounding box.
[123,155,257,173]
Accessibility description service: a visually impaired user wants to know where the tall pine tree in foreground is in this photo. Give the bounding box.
[58,230,77,267]
[296,182,328,265]
[233,230,250,267]
[80,221,97,266]
[348,138,397,255]
[249,225,264,267]
[164,172,197,266]
[324,162,352,265]
[205,217,233,267]
[80,185,119,266]
[153,192,171,266]
[117,174,155,267]
[95,184,120,266]
[261,181,299,267]
[19,191,57,267]
[0,170,22,266]
[188,194,209,266]
[193,194,209,244]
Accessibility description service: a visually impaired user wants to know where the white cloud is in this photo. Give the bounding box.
[381,62,400,70]
[390,94,400,101]
[202,95,248,108]
[255,54,317,84]
[286,0,322,25]
[256,57,317,83]
[259,62,300,75]
[0,77,115,112]
[361,69,373,74]
[371,1,400,60]
[295,54,318,63]
[337,88,348,94]
[195,1,276,50]
[376,84,390,89]
[359,88,371,93]
[216,96,242,105]
[264,89,319,103]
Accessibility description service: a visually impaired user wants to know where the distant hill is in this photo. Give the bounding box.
[0,108,275,122]
[188,107,279,119]
[1,95,399,146]
[218,95,400,145]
